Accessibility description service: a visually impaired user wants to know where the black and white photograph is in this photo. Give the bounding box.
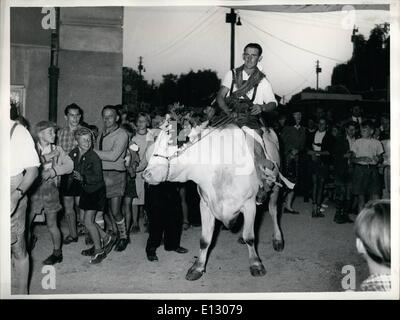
[1,0,398,299]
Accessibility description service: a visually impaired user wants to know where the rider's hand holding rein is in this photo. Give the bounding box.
[250,104,262,115]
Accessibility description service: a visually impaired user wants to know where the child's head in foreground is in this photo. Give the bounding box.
[355,200,390,272]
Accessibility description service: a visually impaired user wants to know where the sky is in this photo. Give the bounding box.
[123,6,390,103]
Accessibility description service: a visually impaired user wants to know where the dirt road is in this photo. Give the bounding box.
[21,198,368,295]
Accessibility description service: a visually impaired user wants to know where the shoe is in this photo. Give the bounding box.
[77,223,86,237]
[334,216,346,224]
[334,209,346,224]
[175,247,188,254]
[81,246,95,256]
[85,234,94,246]
[43,253,63,265]
[102,233,117,255]
[90,250,107,264]
[344,215,354,223]
[146,251,158,262]
[165,246,188,254]
[63,235,78,245]
[312,206,325,218]
[283,208,300,215]
[191,222,201,227]
[114,238,129,252]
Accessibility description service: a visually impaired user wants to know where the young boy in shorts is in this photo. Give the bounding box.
[29,121,73,265]
[350,120,384,213]
[72,127,113,264]
[355,200,390,291]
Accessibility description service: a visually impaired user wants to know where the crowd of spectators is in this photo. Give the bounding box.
[273,105,390,224]
[9,101,391,293]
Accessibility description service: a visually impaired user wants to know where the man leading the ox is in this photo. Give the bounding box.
[216,43,278,203]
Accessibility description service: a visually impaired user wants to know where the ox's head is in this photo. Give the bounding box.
[142,115,178,184]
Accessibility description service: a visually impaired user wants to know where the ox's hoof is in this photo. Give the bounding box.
[250,264,266,277]
[185,269,205,281]
[272,238,284,252]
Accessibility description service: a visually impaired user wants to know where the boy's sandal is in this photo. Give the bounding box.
[81,246,95,256]
[77,222,86,234]
[63,235,78,245]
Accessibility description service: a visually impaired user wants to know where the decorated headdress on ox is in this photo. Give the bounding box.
[143,113,206,184]
[143,114,177,183]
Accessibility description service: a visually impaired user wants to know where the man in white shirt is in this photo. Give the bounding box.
[10,119,40,294]
[350,120,384,212]
[216,43,278,203]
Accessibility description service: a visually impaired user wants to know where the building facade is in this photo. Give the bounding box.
[11,7,123,129]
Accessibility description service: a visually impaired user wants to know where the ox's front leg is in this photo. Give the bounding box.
[185,200,215,281]
[269,185,284,252]
[242,200,266,277]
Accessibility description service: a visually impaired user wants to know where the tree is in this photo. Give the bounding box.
[158,73,179,107]
[331,23,389,94]
[177,69,220,108]
[122,67,221,112]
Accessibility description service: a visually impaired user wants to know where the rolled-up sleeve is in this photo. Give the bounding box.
[261,78,277,105]
[96,132,128,162]
[53,146,74,176]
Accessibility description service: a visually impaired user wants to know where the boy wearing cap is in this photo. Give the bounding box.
[29,121,73,265]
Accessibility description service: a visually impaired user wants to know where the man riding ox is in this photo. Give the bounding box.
[216,43,279,204]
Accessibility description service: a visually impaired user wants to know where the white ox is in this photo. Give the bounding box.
[143,119,284,280]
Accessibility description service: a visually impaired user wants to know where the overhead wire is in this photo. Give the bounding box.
[141,7,215,57]
[242,17,346,63]
[147,8,220,58]
[243,22,310,81]
[242,10,344,31]
[282,69,316,98]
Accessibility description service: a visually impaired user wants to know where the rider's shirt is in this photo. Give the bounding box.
[222,69,277,105]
